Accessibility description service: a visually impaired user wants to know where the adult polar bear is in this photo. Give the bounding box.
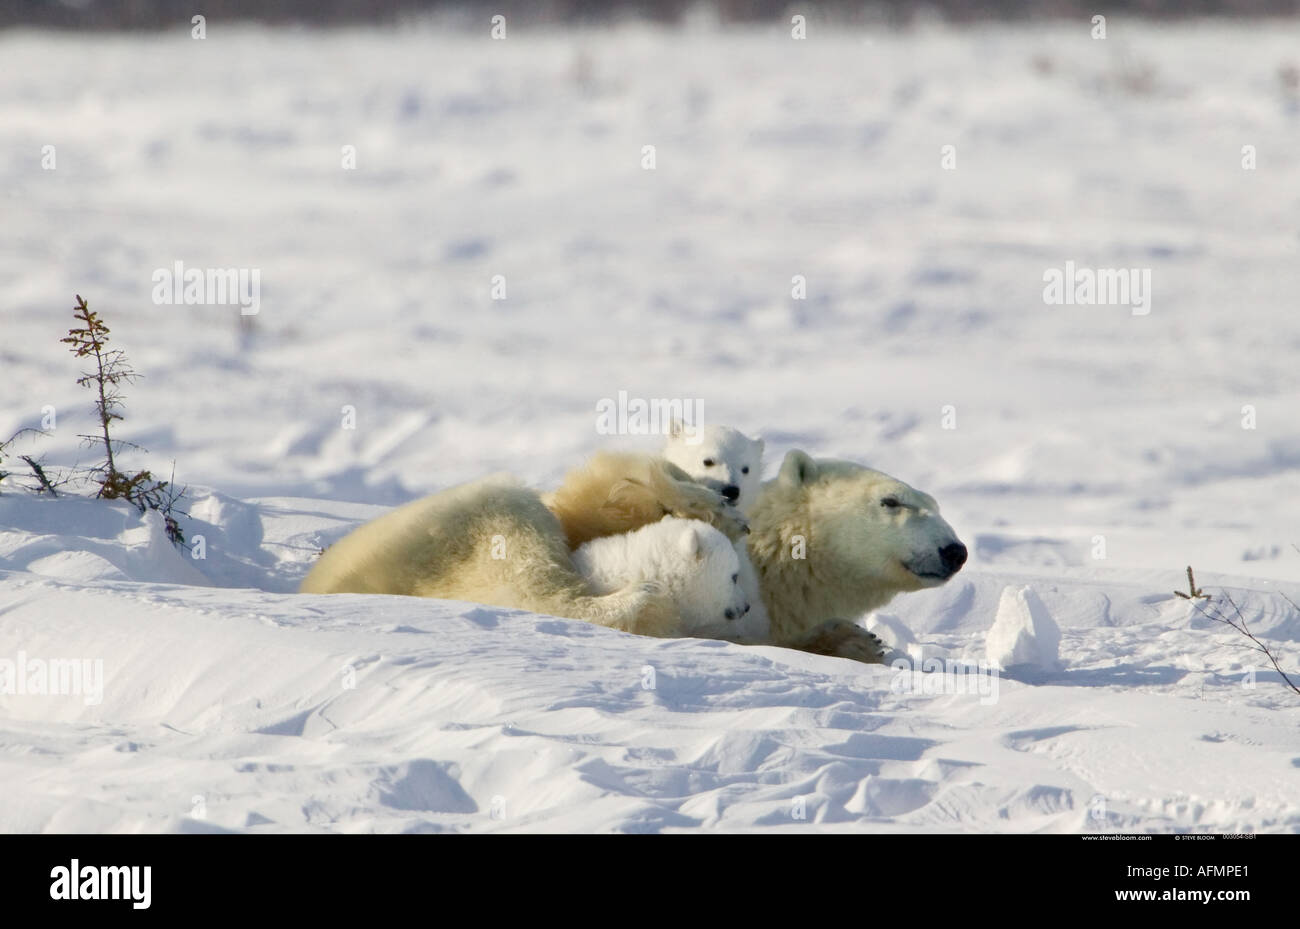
[299,450,967,662]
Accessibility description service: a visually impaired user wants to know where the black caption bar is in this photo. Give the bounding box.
[1,833,1282,917]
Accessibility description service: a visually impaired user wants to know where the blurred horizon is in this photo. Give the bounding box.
[4,0,1300,30]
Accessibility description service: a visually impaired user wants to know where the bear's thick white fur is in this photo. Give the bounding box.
[299,449,965,662]
[573,517,761,640]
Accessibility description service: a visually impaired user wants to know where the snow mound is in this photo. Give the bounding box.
[986,585,1062,674]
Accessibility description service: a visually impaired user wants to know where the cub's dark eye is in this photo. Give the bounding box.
[702,458,715,467]
[741,466,749,474]
[881,497,901,509]
[731,573,739,583]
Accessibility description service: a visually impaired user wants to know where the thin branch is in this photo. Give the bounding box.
[1191,589,1300,697]
[19,456,58,496]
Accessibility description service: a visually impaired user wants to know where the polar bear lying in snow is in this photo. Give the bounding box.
[300,447,966,663]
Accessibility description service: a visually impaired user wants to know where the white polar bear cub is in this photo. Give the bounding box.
[662,424,770,642]
[572,517,760,640]
[663,422,765,514]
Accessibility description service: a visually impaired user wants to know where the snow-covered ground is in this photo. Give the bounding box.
[2,19,1299,832]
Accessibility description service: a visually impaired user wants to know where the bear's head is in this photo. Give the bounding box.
[748,450,966,640]
[663,423,765,515]
[665,519,750,637]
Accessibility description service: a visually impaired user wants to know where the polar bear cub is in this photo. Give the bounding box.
[662,423,765,514]
[572,517,758,639]
[662,424,770,641]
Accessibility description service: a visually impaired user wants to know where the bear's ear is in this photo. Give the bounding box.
[754,437,766,456]
[778,450,817,487]
[679,525,704,560]
[668,418,683,439]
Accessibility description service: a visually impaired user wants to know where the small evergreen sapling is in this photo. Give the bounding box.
[61,294,185,544]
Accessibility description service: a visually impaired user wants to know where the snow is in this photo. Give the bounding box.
[865,611,922,663]
[2,19,1300,832]
[985,585,1062,674]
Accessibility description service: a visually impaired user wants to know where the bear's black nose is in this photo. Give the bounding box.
[721,485,740,501]
[940,542,968,574]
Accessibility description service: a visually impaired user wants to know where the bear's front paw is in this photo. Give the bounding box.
[794,620,887,664]
[708,505,750,544]
[836,629,888,664]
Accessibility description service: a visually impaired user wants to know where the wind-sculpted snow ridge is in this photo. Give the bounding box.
[0,495,1296,833]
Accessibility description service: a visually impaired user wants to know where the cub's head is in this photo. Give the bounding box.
[661,518,749,636]
[663,423,765,515]
[766,450,966,597]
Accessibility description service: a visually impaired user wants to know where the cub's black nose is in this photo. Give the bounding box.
[721,485,740,501]
[940,542,968,574]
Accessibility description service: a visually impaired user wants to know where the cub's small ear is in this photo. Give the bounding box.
[755,437,766,455]
[668,418,683,439]
[680,525,704,559]
[778,449,817,487]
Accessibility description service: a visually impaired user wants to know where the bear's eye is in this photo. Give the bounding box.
[703,458,716,467]
[741,466,749,474]
[881,497,901,509]
[731,573,739,584]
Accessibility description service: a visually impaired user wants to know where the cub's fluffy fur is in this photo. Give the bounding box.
[572,517,751,638]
